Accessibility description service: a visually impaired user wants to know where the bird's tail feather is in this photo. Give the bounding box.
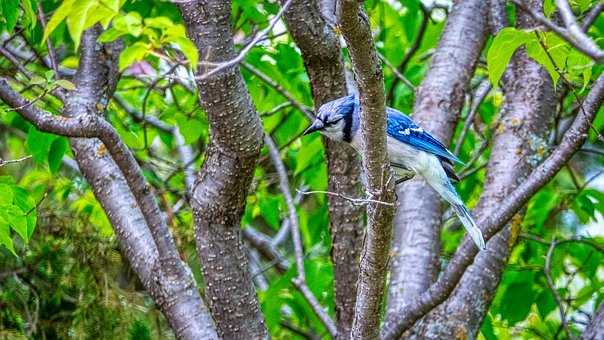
[451,202,486,250]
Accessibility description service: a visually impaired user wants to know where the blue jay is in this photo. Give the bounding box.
[303,94,486,250]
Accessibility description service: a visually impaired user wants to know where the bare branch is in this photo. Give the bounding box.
[297,189,394,207]
[545,240,573,340]
[265,135,337,337]
[0,155,31,167]
[195,0,294,80]
[36,3,60,79]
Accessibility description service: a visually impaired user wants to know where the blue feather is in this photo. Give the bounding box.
[385,107,462,165]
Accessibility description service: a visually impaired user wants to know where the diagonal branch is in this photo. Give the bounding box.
[512,0,604,62]
[265,134,337,337]
[338,1,396,339]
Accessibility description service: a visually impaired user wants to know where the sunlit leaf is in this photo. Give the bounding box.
[487,28,533,86]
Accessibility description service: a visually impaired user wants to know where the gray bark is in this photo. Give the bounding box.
[338,1,396,338]
[387,0,490,316]
[178,1,268,338]
[406,1,555,337]
[65,28,218,340]
[582,300,604,340]
[281,1,364,337]
[0,27,218,339]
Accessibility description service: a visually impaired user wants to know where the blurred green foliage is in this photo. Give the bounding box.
[1,0,603,339]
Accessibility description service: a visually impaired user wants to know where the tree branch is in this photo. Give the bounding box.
[178,1,268,337]
[582,300,604,340]
[338,1,396,338]
[512,0,604,62]
[280,1,365,337]
[265,135,337,337]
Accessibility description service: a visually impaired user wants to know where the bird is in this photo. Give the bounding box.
[303,94,486,250]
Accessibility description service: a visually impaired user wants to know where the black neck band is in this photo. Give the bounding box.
[342,114,353,143]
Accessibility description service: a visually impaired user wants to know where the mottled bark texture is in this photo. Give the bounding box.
[68,29,217,340]
[338,1,396,339]
[0,27,219,339]
[387,0,489,317]
[406,2,555,338]
[281,0,364,337]
[583,300,604,340]
[178,2,268,339]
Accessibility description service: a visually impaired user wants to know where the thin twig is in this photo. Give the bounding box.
[512,0,604,62]
[265,135,337,337]
[377,51,415,92]
[296,189,395,207]
[544,240,574,340]
[242,62,314,120]
[454,80,491,155]
[196,0,294,80]
[36,3,60,79]
[0,155,32,167]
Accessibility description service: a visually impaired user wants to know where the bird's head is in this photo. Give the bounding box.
[303,95,357,142]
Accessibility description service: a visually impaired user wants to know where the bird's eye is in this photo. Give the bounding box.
[324,118,341,127]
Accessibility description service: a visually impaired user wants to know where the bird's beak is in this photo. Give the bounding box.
[303,119,324,135]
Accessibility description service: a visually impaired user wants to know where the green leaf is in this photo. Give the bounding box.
[55,79,76,90]
[525,35,563,86]
[48,137,69,173]
[26,127,55,165]
[0,183,14,206]
[175,114,204,144]
[30,74,47,85]
[113,12,143,37]
[66,0,98,49]
[144,16,173,31]
[1,0,19,33]
[500,281,536,324]
[84,1,118,29]
[174,37,199,70]
[98,27,124,43]
[487,28,533,86]
[480,314,497,340]
[295,136,323,175]
[543,0,556,17]
[13,187,37,239]
[6,205,28,242]
[22,0,37,30]
[0,219,16,256]
[119,42,149,71]
[43,0,77,42]
[536,290,556,319]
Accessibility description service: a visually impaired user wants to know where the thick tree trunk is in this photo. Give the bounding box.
[281,1,364,337]
[387,0,489,315]
[65,28,218,339]
[178,2,268,339]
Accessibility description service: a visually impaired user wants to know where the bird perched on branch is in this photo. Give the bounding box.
[303,94,486,250]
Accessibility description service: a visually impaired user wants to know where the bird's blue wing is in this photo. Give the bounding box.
[386,108,462,164]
